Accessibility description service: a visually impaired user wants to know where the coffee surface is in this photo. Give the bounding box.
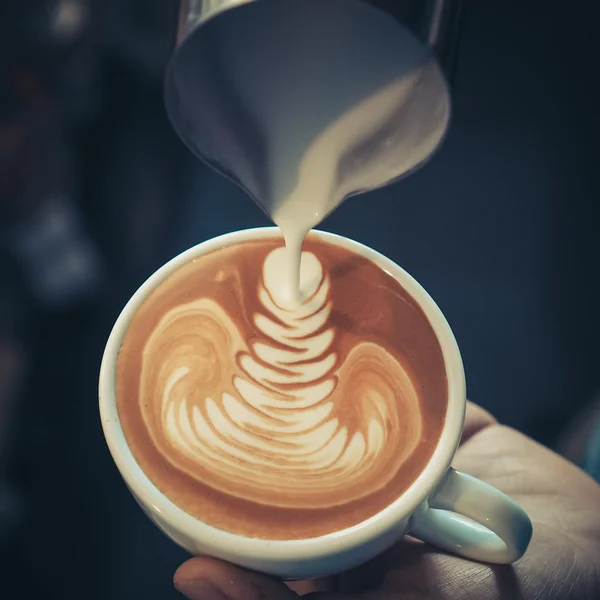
[116,235,447,539]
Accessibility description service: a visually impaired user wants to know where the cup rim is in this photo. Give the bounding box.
[99,227,465,561]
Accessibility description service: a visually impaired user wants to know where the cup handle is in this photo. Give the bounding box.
[408,468,533,564]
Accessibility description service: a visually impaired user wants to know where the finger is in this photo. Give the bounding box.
[461,401,497,444]
[304,589,425,599]
[174,557,300,600]
[286,576,337,594]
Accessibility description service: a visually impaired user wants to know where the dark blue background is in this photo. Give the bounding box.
[0,1,597,598]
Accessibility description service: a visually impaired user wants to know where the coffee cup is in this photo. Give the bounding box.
[99,227,532,579]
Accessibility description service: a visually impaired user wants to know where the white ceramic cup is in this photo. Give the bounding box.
[99,227,532,579]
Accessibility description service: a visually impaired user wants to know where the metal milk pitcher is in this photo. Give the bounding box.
[165,0,462,206]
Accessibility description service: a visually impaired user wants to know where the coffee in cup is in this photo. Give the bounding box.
[116,233,447,540]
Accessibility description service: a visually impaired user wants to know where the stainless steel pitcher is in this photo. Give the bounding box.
[165,0,463,207]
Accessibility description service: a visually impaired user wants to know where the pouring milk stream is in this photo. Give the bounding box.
[270,74,449,305]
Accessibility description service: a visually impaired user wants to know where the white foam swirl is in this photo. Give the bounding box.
[142,248,423,508]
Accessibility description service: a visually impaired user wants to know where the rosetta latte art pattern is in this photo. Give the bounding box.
[140,248,423,509]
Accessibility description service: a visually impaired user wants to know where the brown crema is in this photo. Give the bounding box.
[116,234,447,540]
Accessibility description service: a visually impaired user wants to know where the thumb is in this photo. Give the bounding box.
[174,556,300,600]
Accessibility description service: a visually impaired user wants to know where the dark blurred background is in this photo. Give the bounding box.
[0,0,598,598]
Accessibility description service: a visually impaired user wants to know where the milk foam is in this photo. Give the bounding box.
[141,247,423,508]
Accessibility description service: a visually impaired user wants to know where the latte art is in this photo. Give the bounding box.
[142,248,422,508]
[117,237,447,539]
